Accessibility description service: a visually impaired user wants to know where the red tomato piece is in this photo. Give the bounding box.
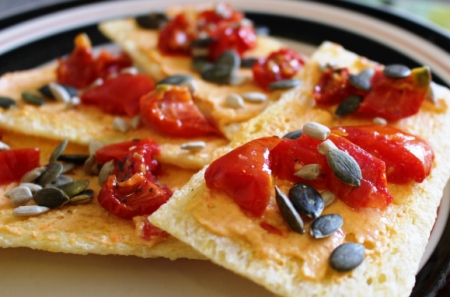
[253,48,306,89]
[0,148,40,185]
[357,67,431,121]
[81,74,155,116]
[136,216,169,241]
[205,136,281,217]
[140,85,219,137]
[157,13,197,55]
[197,4,244,37]
[332,125,434,183]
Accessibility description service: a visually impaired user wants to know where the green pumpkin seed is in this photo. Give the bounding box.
[240,57,258,68]
[294,164,321,180]
[69,189,94,205]
[412,66,431,88]
[57,154,89,165]
[289,182,324,219]
[303,122,330,140]
[215,50,240,70]
[383,64,411,78]
[349,74,371,92]
[135,13,168,29]
[57,180,89,197]
[37,162,64,186]
[268,79,302,90]
[191,37,216,48]
[201,65,234,84]
[329,243,365,272]
[34,187,70,208]
[335,95,363,116]
[20,166,46,183]
[274,186,305,234]
[310,214,343,239]
[327,149,362,187]
[5,186,33,207]
[49,139,68,163]
[0,96,17,109]
[157,74,193,86]
[192,56,214,73]
[21,92,45,105]
[321,190,336,207]
[98,160,114,185]
[282,129,302,139]
[12,205,50,217]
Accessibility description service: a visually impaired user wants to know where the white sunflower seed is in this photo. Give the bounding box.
[427,81,438,104]
[20,166,46,183]
[321,190,336,207]
[318,139,338,155]
[19,183,43,193]
[130,115,141,129]
[303,122,330,140]
[181,141,206,151]
[0,140,10,151]
[5,186,33,207]
[12,205,50,217]
[225,93,245,109]
[294,164,321,180]
[112,117,129,133]
[98,160,115,185]
[89,140,104,155]
[373,117,387,125]
[182,79,198,94]
[49,82,71,103]
[241,92,267,103]
[120,67,139,75]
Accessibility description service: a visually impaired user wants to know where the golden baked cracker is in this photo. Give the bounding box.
[0,130,203,259]
[149,42,450,296]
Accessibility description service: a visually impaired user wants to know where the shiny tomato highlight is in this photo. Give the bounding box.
[157,13,197,55]
[0,148,40,185]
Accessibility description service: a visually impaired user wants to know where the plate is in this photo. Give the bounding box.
[1,1,450,296]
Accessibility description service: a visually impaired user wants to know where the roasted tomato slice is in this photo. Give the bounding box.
[81,74,155,116]
[157,13,197,55]
[357,67,431,121]
[332,125,434,183]
[197,3,244,37]
[252,48,306,89]
[57,33,132,89]
[0,148,40,185]
[140,85,219,137]
[205,136,281,217]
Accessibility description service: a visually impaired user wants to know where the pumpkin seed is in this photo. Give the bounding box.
[383,64,411,78]
[135,13,168,29]
[289,182,324,219]
[56,180,89,197]
[215,50,240,70]
[5,186,33,207]
[413,66,431,88]
[130,115,141,129]
[373,117,387,125]
[335,95,363,116]
[49,82,71,103]
[201,64,235,84]
[329,243,365,272]
[112,117,129,133]
[318,139,338,155]
[157,74,193,86]
[12,205,50,217]
[49,139,68,163]
[69,189,94,205]
[303,122,330,140]
[57,154,90,165]
[282,129,302,139]
[321,190,336,207]
[327,149,362,187]
[34,187,70,208]
[21,92,45,105]
[84,154,99,175]
[294,164,321,180]
[240,57,258,68]
[89,140,104,155]
[349,74,371,92]
[225,93,245,109]
[0,96,17,109]
[61,163,76,173]
[37,162,64,186]
[47,174,73,188]
[0,140,10,150]
[267,79,302,90]
[241,92,267,103]
[192,56,213,73]
[310,214,343,239]
[358,68,375,81]
[191,37,216,48]
[98,160,114,185]
[180,141,206,151]
[20,166,46,183]
[274,186,305,234]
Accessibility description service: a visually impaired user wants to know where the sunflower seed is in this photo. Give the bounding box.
[49,139,68,163]
[84,154,99,175]
[47,174,73,188]
[12,205,50,217]
[49,82,71,103]
[130,115,141,129]
[335,95,363,116]
[268,79,302,90]
[112,117,129,132]
[310,214,343,239]
[373,117,387,125]
[327,149,362,187]
[192,56,213,73]
[157,74,193,86]
[120,67,138,75]
[89,140,104,155]
[5,186,33,207]
[34,187,70,208]
[225,93,245,109]
[21,92,45,105]
[0,96,17,109]
[289,182,324,219]
[241,92,267,103]
[275,186,305,234]
[303,122,330,140]
[349,74,371,92]
[318,139,338,155]
[294,164,321,180]
[191,37,216,48]
[383,64,411,78]
[180,141,206,151]
[37,162,64,186]
[135,13,168,29]
[98,160,114,185]
[69,189,94,205]
[20,166,46,183]
[0,140,10,150]
[321,190,336,207]
[427,81,438,104]
[230,75,247,86]
[57,180,89,197]
[329,243,365,272]
[39,84,78,99]
[240,57,258,68]
[282,130,302,139]
[201,64,234,84]
[57,154,89,165]
[182,79,198,94]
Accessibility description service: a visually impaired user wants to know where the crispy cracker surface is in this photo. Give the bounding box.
[149,42,450,296]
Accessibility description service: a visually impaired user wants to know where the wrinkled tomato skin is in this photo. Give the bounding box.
[205,136,281,217]
[81,74,155,116]
[208,23,257,61]
[332,125,434,183]
[357,69,429,121]
[197,5,243,36]
[253,48,306,89]
[157,14,197,55]
[0,148,40,185]
[136,216,169,241]
[140,85,219,137]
